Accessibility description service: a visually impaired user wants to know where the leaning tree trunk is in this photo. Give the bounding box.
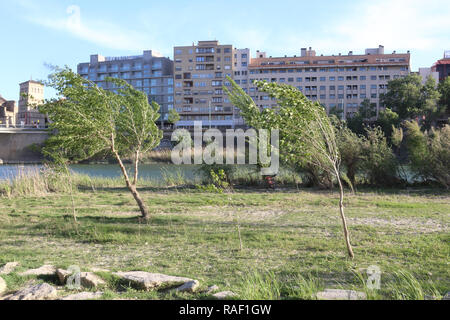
[335,168,355,259]
[112,149,150,220]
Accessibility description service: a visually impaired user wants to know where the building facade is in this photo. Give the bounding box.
[416,67,439,84]
[0,94,17,126]
[247,45,411,119]
[173,41,239,129]
[17,80,46,126]
[432,51,450,82]
[77,50,174,125]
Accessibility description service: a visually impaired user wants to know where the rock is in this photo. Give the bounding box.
[206,285,220,294]
[213,291,237,300]
[316,289,366,300]
[176,280,200,293]
[19,265,56,276]
[114,271,194,291]
[0,277,6,295]
[5,283,57,300]
[0,262,20,275]
[56,269,71,285]
[80,272,106,289]
[89,267,110,273]
[61,292,103,300]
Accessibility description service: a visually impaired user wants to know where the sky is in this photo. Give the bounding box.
[1,0,449,101]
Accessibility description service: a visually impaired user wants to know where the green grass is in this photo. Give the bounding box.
[0,175,448,300]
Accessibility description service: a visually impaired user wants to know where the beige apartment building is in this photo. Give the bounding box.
[247,45,411,119]
[173,40,239,129]
[17,80,46,126]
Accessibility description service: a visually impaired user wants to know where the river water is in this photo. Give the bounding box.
[0,164,201,181]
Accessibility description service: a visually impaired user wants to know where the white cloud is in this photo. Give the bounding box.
[19,3,147,51]
[319,0,450,51]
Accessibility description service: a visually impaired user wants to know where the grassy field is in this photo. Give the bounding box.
[0,176,449,300]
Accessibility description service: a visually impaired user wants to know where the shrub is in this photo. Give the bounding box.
[404,121,450,188]
[360,127,400,186]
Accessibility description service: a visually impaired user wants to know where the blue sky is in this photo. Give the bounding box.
[1,0,449,101]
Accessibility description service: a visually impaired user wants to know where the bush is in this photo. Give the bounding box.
[404,121,450,188]
[360,127,400,186]
[335,121,364,187]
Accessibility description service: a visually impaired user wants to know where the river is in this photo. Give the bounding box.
[0,163,201,181]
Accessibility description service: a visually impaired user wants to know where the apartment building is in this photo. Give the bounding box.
[233,48,251,128]
[17,80,46,126]
[77,50,174,125]
[173,40,238,129]
[247,45,411,118]
[432,51,450,82]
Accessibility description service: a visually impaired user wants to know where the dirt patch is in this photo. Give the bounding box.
[349,217,448,233]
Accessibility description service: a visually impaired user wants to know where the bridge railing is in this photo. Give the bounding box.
[0,124,48,131]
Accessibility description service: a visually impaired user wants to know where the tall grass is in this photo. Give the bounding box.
[237,270,321,300]
[0,166,74,198]
[385,270,442,300]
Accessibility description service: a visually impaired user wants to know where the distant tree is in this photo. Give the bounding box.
[225,78,355,259]
[404,121,450,188]
[40,67,163,220]
[168,108,181,125]
[419,76,442,129]
[381,74,443,128]
[329,106,343,119]
[438,76,450,115]
[334,119,364,187]
[376,108,400,139]
[346,99,377,136]
[380,74,423,120]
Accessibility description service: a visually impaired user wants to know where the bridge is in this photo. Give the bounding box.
[0,126,48,163]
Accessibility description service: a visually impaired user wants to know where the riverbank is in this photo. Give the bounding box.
[0,172,448,300]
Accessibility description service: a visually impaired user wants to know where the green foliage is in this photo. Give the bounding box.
[380,74,424,119]
[376,108,400,139]
[40,67,162,162]
[360,127,399,186]
[334,119,364,186]
[380,74,443,128]
[167,108,181,125]
[438,76,450,114]
[391,126,404,149]
[225,78,337,176]
[404,121,450,188]
[197,167,230,193]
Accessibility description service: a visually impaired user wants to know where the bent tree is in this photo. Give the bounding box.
[225,78,354,258]
[40,67,162,220]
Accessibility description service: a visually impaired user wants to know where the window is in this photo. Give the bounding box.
[360,76,366,80]
[297,77,303,82]
[320,77,326,81]
[338,76,344,81]
[371,76,377,80]
[330,77,336,81]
